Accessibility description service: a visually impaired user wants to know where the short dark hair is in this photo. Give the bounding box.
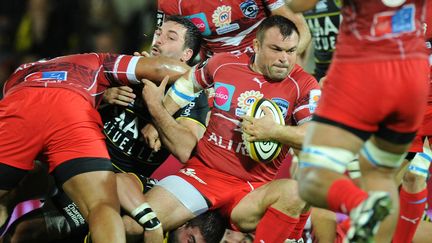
[167,210,227,243]
[165,15,202,65]
[256,15,299,44]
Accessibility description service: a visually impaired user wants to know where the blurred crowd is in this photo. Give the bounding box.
[0,0,157,93]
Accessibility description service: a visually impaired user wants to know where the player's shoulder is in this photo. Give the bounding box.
[208,52,248,66]
[289,64,318,84]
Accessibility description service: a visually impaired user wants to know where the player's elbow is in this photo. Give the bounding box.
[176,147,194,163]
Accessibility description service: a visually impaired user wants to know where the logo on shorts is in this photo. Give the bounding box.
[214,82,235,111]
[179,168,207,184]
[240,0,259,19]
[186,13,211,36]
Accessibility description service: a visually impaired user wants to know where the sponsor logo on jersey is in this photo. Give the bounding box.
[235,90,263,116]
[214,82,235,111]
[212,5,232,28]
[271,98,289,118]
[25,71,68,82]
[315,0,328,12]
[181,100,196,117]
[216,23,240,35]
[186,13,211,36]
[156,11,165,27]
[371,4,415,37]
[240,0,259,19]
[308,89,321,113]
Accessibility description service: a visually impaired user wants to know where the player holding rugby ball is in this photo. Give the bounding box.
[134,15,321,243]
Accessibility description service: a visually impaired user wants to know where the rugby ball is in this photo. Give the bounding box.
[242,98,285,163]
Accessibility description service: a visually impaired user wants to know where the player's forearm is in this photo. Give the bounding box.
[286,0,319,12]
[158,122,198,163]
[272,6,311,54]
[271,124,307,149]
[135,56,189,85]
[293,14,311,55]
[148,98,197,163]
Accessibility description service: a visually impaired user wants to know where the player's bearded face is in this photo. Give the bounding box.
[255,28,298,81]
[151,21,188,62]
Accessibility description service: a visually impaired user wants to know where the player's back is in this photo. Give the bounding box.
[3,53,134,107]
[335,0,428,61]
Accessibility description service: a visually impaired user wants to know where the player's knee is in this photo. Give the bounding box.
[122,215,143,236]
[275,180,305,215]
[297,168,324,200]
[86,200,121,221]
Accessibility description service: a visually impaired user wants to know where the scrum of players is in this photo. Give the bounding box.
[1,0,432,243]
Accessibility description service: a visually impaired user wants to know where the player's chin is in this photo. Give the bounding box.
[269,72,287,81]
[268,68,288,81]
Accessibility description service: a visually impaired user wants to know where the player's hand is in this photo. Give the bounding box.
[141,123,161,152]
[103,86,136,106]
[241,106,276,142]
[142,75,169,112]
[133,51,150,57]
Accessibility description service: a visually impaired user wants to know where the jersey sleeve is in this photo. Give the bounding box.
[192,53,230,89]
[263,0,285,11]
[292,71,321,125]
[175,90,209,127]
[156,0,179,28]
[157,0,180,15]
[100,53,142,86]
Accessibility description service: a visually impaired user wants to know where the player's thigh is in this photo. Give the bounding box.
[231,179,299,231]
[61,169,119,218]
[304,121,364,152]
[145,185,195,231]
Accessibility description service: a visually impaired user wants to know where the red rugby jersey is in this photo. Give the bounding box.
[191,53,320,182]
[158,0,285,57]
[3,53,140,107]
[334,0,428,62]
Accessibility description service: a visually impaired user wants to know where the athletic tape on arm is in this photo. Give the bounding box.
[166,71,197,108]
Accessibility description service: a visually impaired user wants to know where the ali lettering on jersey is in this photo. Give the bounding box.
[207,132,249,156]
[214,82,235,111]
[186,13,212,36]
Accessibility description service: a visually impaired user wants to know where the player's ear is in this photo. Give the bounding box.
[253,38,260,53]
[182,48,194,64]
